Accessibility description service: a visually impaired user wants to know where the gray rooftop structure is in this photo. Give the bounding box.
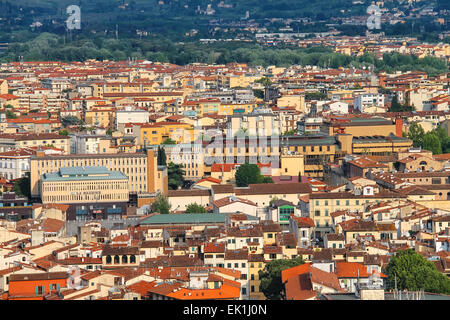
[139,213,258,226]
[42,166,128,182]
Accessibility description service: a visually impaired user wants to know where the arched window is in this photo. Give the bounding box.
[114,255,120,264]
[122,255,128,264]
[106,255,112,264]
[419,161,427,165]
[130,255,136,263]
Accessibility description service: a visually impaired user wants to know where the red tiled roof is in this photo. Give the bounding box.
[335,262,387,278]
[203,242,225,253]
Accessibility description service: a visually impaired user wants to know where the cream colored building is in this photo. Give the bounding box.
[30,150,166,198]
[227,113,281,137]
[0,133,70,154]
[40,166,129,204]
[277,95,305,113]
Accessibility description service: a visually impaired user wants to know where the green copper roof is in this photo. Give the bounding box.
[42,166,128,182]
[139,213,258,225]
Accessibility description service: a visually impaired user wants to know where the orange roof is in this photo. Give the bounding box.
[282,263,311,283]
[167,283,240,300]
[282,263,344,299]
[335,262,387,278]
[291,216,315,228]
[196,177,222,184]
[42,218,65,233]
[126,280,157,296]
[203,242,225,253]
[214,267,241,279]
[0,94,19,100]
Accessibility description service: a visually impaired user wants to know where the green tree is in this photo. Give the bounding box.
[12,173,31,199]
[385,249,450,294]
[157,146,167,166]
[185,203,207,213]
[58,129,69,136]
[261,176,274,183]
[61,115,81,127]
[422,132,442,155]
[235,163,263,187]
[388,95,414,112]
[162,138,176,145]
[259,257,305,300]
[151,195,171,214]
[252,89,264,99]
[255,77,272,87]
[6,110,17,119]
[167,162,185,190]
[106,129,113,136]
[406,122,425,148]
[282,129,298,136]
[389,95,402,111]
[269,196,280,206]
[432,126,448,143]
[305,91,327,100]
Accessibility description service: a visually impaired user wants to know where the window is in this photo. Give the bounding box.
[50,284,59,291]
[432,178,441,184]
[36,286,45,296]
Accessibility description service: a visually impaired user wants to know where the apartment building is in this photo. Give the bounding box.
[84,105,116,129]
[164,143,205,180]
[29,150,167,199]
[0,133,70,154]
[227,112,281,137]
[353,93,385,113]
[17,88,68,112]
[224,248,250,299]
[40,166,129,221]
[0,148,34,180]
[115,108,149,130]
[41,78,72,93]
[70,133,112,154]
[309,189,408,239]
